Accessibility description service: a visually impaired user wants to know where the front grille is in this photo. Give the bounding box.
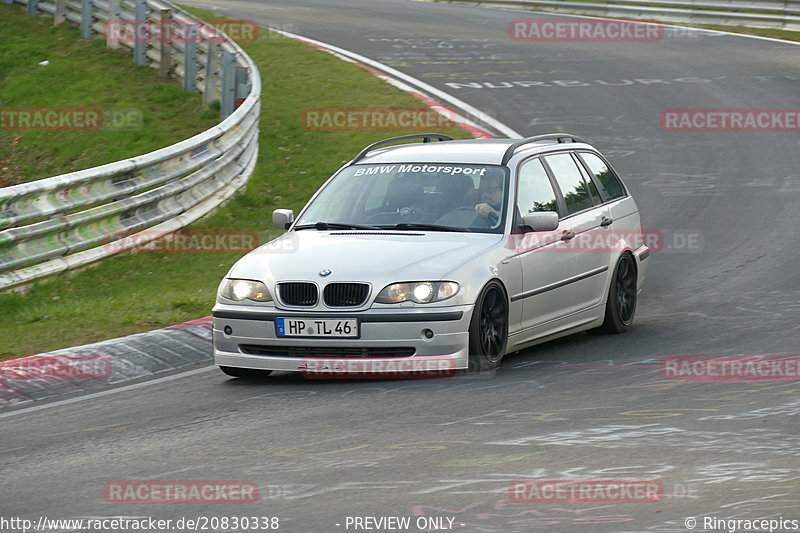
[278,282,318,306]
[323,283,370,307]
[240,345,416,358]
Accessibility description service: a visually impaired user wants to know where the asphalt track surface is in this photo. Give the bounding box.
[3,1,800,532]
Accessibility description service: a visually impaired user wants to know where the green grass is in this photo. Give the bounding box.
[0,3,219,186]
[683,24,800,42]
[0,6,472,359]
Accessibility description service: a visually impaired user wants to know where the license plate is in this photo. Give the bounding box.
[276,318,359,338]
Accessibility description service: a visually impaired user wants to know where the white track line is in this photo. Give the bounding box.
[270,28,523,139]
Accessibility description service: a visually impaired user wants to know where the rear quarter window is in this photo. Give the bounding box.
[578,152,626,201]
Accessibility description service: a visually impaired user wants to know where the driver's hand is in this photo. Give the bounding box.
[475,202,498,219]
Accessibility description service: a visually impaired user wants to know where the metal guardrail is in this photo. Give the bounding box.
[0,0,261,290]
[449,0,800,30]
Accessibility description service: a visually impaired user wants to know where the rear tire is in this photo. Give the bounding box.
[468,280,509,372]
[219,366,273,379]
[594,253,637,334]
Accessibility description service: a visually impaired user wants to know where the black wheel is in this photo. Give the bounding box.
[219,366,272,379]
[595,253,637,333]
[468,280,509,371]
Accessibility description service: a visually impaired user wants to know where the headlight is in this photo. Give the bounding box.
[218,279,272,302]
[375,282,459,304]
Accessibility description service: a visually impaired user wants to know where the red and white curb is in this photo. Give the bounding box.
[0,316,213,408]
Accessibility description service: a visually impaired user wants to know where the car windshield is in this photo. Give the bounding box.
[294,163,509,233]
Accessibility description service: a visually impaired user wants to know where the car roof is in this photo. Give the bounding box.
[354,136,595,166]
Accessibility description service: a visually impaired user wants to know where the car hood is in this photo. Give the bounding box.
[228,230,505,284]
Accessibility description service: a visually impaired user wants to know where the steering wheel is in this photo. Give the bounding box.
[366,208,416,224]
[435,206,491,228]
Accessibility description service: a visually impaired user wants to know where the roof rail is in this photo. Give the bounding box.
[352,133,454,164]
[501,133,588,165]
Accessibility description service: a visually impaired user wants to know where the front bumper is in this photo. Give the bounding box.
[212,303,474,372]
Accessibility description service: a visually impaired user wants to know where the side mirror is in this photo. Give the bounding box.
[272,209,295,230]
[522,211,559,231]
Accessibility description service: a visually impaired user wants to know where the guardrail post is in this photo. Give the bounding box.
[158,7,172,78]
[183,25,197,92]
[80,0,93,38]
[203,42,218,109]
[221,51,236,119]
[54,0,66,24]
[134,0,147,66]
[106,0,120,48]
[27,0,38,15]
[234,65,250,109]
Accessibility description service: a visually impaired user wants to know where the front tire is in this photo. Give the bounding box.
[468,280,509,372]
[595,253,637,333]
[219,366,273,379]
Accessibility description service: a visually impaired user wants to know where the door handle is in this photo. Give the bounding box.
[561,231,575,241]
[600,216,613,227]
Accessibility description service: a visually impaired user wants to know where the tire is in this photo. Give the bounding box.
[595,253,637,334]
[468,280,509,372]
[219,366,273,379]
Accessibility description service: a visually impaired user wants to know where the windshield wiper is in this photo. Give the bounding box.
[293,221,382,231]
[385,223,467,232]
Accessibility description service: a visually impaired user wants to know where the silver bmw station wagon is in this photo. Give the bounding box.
[213,133,649,377]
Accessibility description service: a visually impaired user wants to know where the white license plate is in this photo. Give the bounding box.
[276,318,359,338]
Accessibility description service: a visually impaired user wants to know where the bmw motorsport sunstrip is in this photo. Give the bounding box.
[212,133,649,377]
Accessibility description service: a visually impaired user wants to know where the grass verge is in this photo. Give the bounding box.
[0,3,220,186]
[0,6,472,359]
[682,24,800,42]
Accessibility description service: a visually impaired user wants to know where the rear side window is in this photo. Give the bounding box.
[543,153,595,215]
[574,154,601,204]
[579,152,625,201]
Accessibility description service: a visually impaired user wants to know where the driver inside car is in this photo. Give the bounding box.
[474,172,504,225]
